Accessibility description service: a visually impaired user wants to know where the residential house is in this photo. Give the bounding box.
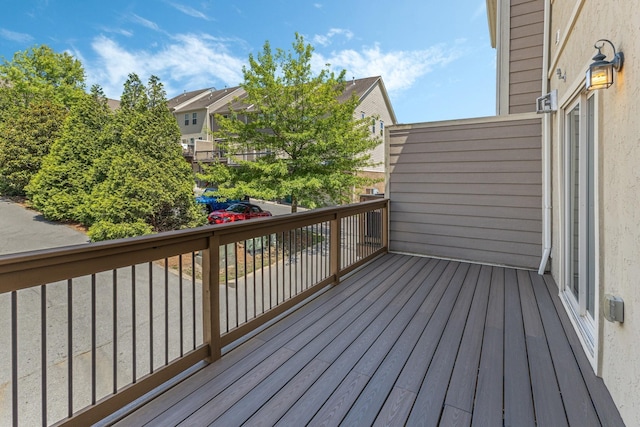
[2,1,637,425]
[168,77,397,195]
[388,0,639,424]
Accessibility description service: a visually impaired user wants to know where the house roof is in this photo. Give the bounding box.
[167,88,212,110]
[172,86,241,113]
[207,76,397,123]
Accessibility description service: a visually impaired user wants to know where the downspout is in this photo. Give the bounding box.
[538,0,552,275]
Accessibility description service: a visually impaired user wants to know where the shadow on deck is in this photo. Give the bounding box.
[113,254,623,426]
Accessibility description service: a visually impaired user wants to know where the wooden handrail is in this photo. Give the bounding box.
[0,199,388,426]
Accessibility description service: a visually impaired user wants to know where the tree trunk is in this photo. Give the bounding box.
[291,195,298,213]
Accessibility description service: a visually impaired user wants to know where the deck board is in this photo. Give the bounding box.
[115,254,624,427]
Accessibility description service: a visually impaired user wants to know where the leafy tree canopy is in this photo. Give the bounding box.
[0,45,85,111]
[200,33,379,212]
[0,100,67,195]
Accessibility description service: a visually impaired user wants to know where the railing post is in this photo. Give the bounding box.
[330,213,341,284]
[382,200,389,251]
[203,235,222,362]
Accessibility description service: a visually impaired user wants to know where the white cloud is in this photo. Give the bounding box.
[314,3,323,8]
[129,14,161,32]
[0,28,34,44]
[85,34,245,99]
[168,2,211,20]
[314,43,462,93]
[313,28,354,47]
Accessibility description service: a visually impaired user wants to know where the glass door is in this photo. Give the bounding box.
[565,94,596,349]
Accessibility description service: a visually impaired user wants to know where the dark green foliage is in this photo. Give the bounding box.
[27,86,111,221]
[0,100,67,195]
[200,33,379,212]
[25,72,204,241]
[85,74,203,240]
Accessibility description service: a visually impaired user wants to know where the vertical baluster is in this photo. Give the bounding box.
[179,255,184,356]
[191,254,196,348]
[253,237,256,319]
[244,240,248,323]
[113,270,118,395]
[235,242,239,328]
[131,266,136,383]
[91,274,96,405]
[67,279,73,418]
[148,263,153,373]
[164,259,169,366]
[224,244,229,333]
[268,234,272,310]
[12,290,18,426]
[41,284,47,426]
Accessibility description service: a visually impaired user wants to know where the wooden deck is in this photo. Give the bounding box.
[113,254,623,426]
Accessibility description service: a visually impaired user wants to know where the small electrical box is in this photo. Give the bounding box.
[604,294,624,323]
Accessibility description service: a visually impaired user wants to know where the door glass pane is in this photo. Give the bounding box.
[586,96,595,318]
[568,104,580,299]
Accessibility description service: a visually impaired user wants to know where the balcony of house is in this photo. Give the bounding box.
[0,198,623,426]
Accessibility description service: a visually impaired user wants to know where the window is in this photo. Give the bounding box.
[184,114,189,126]
[563,91,597,356]
[372,118,375,134]
[192,112,197,125]
[380,120,384,136]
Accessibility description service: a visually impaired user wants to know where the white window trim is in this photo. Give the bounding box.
[558,86,601,374]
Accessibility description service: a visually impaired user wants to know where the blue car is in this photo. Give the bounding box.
[195,189,242,213]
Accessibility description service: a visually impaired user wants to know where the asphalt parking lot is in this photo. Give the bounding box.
[0,198,295,256]
[0,198,89,256]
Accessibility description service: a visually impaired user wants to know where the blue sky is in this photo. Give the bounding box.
[0,1,497,124]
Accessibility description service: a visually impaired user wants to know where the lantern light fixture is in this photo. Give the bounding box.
[586,39,624,90]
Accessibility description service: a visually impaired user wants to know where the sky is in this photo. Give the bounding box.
[0,1,497,124]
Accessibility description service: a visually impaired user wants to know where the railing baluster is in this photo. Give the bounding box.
[113,270,118,394]
[148,263,153,374]
[91,274,97,405]
[41,284,47,427]
[179,255,184,357]
[191,253,196,349]
[67,279,73,418]
[131,265,136,383]
[164,258,169,366]
[12,290,18,427]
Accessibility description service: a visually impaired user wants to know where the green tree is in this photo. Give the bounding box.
[0,45,86,196]
[0,45,85,110]
[26,85,112,222]
[201,33,378,212]
[86,74,203,240]
[0,100,67,195]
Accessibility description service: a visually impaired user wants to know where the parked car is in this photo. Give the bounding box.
[195,189,241,214]
[207,203,272,224]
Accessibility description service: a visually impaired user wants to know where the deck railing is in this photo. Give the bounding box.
[0,199,388,426]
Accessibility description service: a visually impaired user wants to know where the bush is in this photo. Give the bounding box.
[87,220,153,242]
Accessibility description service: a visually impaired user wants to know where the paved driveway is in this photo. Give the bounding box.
[0,198,89,256]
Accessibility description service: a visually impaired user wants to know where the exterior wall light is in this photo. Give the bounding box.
[586,39,624,90]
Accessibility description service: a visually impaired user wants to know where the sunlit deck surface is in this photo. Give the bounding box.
[114,254,623,426]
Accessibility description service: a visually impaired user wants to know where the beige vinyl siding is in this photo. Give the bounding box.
[509,0,544,114]
[388,115,542,269]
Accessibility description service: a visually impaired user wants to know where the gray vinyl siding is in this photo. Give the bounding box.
[509,0,544,114]
[388,115,542,269]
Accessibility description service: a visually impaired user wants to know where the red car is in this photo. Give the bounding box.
[207,202,272,224]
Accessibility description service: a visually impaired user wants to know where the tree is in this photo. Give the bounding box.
[26,86,112,222]
[0,45,85,111]
[201,33,379,212]
[0,100,67,195]
[0,45,86,196]
[86,74,203,240]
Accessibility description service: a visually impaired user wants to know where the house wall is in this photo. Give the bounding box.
[176,108,207,141]
[356,83,394,173]
[387,114,542,269]
[508,0,545,113]
[547,0,640,424]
